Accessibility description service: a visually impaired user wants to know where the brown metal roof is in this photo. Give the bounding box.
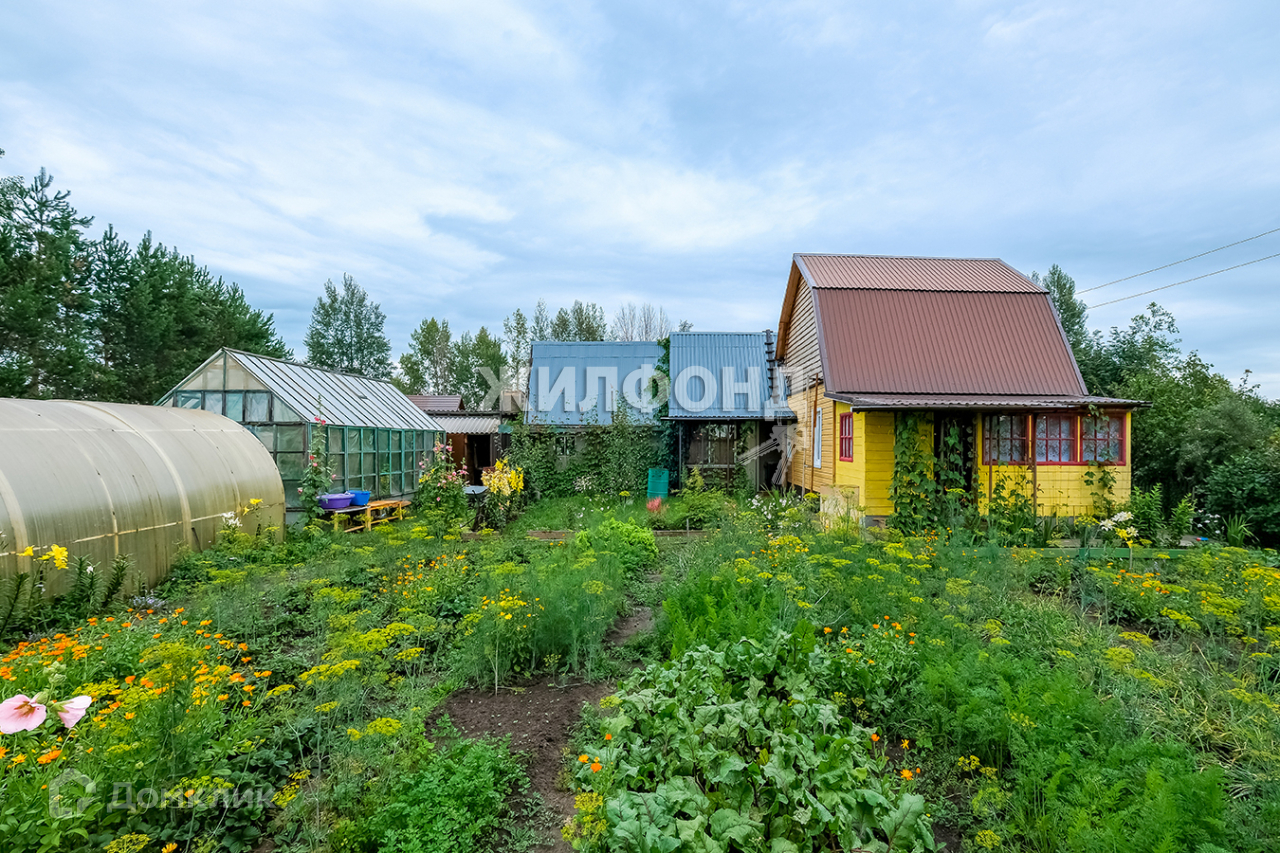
[825,392,1147,410]
[408,395,465,412]
[795,254,1044,293]
[813,289,1088,395]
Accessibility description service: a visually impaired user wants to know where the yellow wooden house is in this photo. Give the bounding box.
[775,254,1144,521]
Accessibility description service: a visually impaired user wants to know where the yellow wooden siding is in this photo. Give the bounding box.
[862,412,898,515]
[974,412,1133,517]
[833,408,864,489]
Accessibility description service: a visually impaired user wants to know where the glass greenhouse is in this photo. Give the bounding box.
[158,349,444,514]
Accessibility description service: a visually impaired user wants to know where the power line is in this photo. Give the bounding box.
[1084,251,1280,309]
[1079,225,1280,293]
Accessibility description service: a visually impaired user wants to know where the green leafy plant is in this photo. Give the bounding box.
[353,726,528,853]
[571,627,939,852]
[582,516,658,575]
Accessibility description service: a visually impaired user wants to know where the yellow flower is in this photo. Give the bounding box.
[18,546,34,557]
[39,544,69,570]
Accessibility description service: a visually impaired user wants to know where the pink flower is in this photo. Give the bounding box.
[0,694,47,733]
[54,695,92,729]
[648,497,662,512]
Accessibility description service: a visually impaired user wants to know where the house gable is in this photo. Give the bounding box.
[775,261,823,392]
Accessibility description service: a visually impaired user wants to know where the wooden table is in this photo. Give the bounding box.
[326,499,410,533]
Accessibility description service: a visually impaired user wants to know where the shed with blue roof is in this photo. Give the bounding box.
[666,331,794,490]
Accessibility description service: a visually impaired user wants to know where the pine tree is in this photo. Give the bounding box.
[0,166,96,398]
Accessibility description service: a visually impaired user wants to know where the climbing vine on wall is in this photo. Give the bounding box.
[508,405,661,500]
[889,412,936,534]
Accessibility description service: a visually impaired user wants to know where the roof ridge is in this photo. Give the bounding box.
[225,347,402,387]
[794,252,1005,262]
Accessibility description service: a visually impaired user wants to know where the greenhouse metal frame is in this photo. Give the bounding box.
[158,349,444,513]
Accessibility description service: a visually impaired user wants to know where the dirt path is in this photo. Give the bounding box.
[438,603,654,850]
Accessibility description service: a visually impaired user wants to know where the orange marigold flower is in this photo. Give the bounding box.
[591,762,602,773]
[870,733,880,743]
[900,768,913,779]
[579,754,589,763]
[37,749,62,764]
[604,733,612,741]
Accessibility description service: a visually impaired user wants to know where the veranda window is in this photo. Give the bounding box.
[982,414,1028,464]
[1081,413,1126,463]
[1035,414,1077,463]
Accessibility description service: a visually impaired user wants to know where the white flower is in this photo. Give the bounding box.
[1113,511,1132,522]
[1123,527,1139,539]
[1098,519,1115,531]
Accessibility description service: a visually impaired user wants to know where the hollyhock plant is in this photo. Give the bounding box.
[0,694,47,733]
[0,693,93,734]
[55,695,93,729]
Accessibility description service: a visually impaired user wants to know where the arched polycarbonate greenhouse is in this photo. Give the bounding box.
[0,399,285,592]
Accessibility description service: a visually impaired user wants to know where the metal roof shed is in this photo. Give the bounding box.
[159,349,444,512]
[526,341,664,426]
[667,331,794,421]
[0,399,285,594]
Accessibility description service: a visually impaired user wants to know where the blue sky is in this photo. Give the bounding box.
[3,1,1278,393]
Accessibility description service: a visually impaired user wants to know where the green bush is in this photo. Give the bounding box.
[584,516,658,575]
[1203,444,1280,546]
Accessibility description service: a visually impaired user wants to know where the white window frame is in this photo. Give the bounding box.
[812,407,823,469]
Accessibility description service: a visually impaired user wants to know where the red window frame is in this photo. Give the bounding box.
[1081,412,1126,465]
[1035,414,1077,463]
[982,414,1028,464]
[839,412,854,461]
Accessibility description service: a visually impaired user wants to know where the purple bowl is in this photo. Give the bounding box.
[318,492,354,510]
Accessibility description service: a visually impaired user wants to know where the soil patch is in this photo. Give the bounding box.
[435,601,655,849]
[606,604,654,646]
[438,680,615,851]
